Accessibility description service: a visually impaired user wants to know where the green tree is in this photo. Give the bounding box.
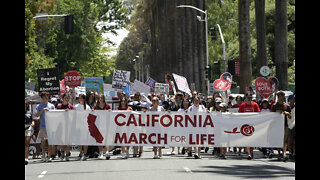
[25,0,129,87]
[79,46,115,84]
[114,0,295,94]
[25,0,56,83]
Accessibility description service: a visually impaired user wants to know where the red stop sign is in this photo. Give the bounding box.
[64,70,81,88]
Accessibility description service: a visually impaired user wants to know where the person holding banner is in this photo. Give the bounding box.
[260,99,271,112]
[86,90,97,109]
[93,94,112,160]
[219,103,229,159]
[178,97,191,113]
[238,93,260,160]
[129,92,151,157]
[260,99,274,158]
[187,96,208,159]
[75,94,91,161]
[117,96,133,159]
[178,97,191,155]
[168,96,180,155]
[271,91,291,162]
[35,92,55,162]
[149,96,165,159]
[56,93,75,161]
[231,96,243,108]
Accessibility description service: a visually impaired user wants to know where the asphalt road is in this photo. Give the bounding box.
[25,147,295,180]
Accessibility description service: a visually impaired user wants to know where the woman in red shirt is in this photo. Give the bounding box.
[93,94,111,160]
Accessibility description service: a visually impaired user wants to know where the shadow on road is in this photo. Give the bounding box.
[192,164,295,179]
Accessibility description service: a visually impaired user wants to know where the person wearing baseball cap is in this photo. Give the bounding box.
[219,103,228,112]
[209,97,223,112]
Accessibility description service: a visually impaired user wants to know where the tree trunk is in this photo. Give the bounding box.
[185,2,193,83]
[275,0,288,90]
[159,0,166,80]
[255,0,267,75]
[238,0,252,94]
[150,0,160,81]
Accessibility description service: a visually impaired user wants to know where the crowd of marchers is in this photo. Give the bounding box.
[25,89,295,165]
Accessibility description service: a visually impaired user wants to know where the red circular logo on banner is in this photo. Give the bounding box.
[64,70,81,88]
[240,124,255,136]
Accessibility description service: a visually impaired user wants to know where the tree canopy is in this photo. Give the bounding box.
[25,0,129,87]
[25,0,295,93]
[115,0,295,92]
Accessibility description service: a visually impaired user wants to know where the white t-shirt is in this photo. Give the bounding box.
[260,108,270,113]
[74,103,91,110]
[188,105,206,112]
[149,106,164,112]
[178,108,187,112]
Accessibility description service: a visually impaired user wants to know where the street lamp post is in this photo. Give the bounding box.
[133,59,137,80]
[135,56,140,81]
[33,14,74,34]
[176,5,210,95]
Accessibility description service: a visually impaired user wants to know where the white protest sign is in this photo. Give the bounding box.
[172,73,191,95]
[154,83,169,95]
[45,111,284,147]
[75,86,86,97]
[112,70,130,90]
[132,79,151,95]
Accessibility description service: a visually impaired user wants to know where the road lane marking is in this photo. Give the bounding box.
[183,167,192,173]
[38,171,48,178]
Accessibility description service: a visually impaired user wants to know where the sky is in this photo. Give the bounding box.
[102,27,129,57]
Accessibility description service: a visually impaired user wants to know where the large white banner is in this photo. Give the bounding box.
[45,111,284,147]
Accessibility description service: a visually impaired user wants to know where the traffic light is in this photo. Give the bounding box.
[205,65,211,80]
[65,15,73,34]
[209,27,217,41]
[228,59,235,75]
[213,61,220,76]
